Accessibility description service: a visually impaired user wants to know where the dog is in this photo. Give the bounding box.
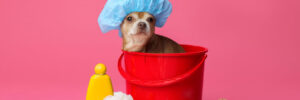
[120,12,185,53]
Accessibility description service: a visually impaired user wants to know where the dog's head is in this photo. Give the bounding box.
[121,12,156,51]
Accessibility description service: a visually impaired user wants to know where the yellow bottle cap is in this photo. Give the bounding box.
[95,63,106,75]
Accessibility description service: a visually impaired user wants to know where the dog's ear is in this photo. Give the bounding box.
[120,21,125,38]
[120,22,124,28]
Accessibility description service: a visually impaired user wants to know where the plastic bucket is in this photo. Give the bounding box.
[118,44,207,100]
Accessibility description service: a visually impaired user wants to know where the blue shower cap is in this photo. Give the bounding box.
[98,0,172,37]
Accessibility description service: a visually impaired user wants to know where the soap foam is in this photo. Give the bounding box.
[104,92,133,100]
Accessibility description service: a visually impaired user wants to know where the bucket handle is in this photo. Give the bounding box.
[118,53,207,87]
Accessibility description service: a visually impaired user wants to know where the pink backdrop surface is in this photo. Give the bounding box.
[1,0,299,100]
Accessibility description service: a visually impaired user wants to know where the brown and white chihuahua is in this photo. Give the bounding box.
[121,12,185,53]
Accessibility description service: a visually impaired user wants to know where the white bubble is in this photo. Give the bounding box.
[104,92,133,100]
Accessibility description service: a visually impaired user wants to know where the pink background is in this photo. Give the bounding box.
[1,0,299,100]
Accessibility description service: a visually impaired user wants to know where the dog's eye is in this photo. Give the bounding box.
[127,16,132,21]
[148,17,154,22]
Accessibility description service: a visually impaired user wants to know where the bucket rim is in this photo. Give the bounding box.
[122,44,208,57]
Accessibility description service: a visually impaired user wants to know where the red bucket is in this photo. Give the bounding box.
[118,45,207,100]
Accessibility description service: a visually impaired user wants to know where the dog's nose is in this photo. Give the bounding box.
[138,22,146,29]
